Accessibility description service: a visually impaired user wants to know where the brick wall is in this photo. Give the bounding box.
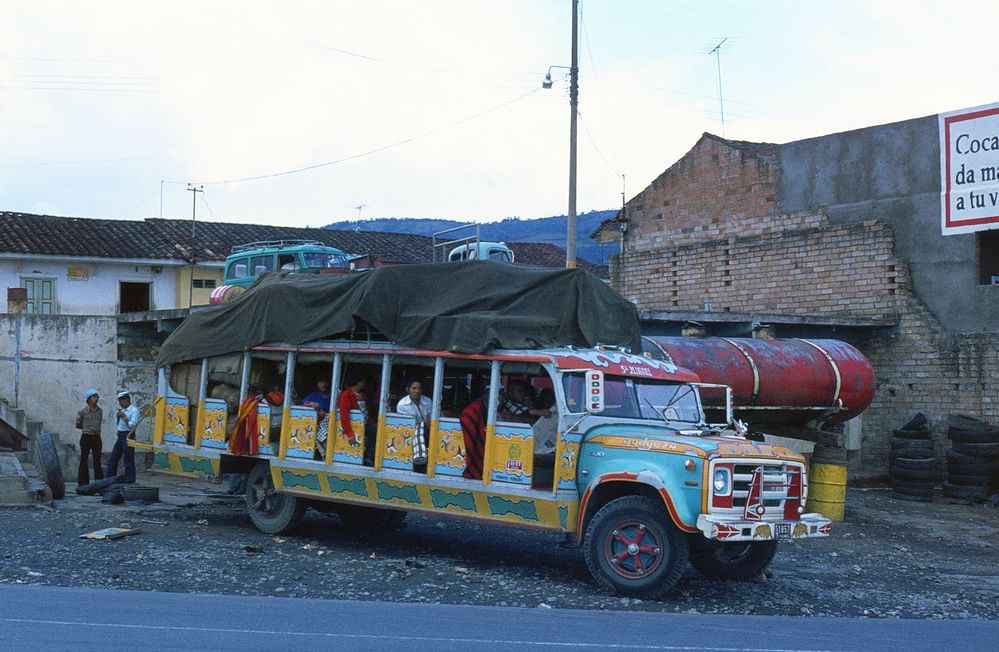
[861,291,999,468]
[624,135,786,253]
[614,134,999,475]
[619,217,899,319]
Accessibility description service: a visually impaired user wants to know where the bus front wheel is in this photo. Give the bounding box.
[583,495,688,599]
[245,463,307,534]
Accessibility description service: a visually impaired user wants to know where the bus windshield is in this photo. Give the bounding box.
[563,373,702,423]
[303,252,349,269]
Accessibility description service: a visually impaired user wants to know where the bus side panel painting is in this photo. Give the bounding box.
[332,410,365,464]
[199,398,228,450]
[488,423,534,485]
[382,415,417,470]
[272,464,574,529]
[285,406,318,459]
[555,432,582,491]
[434,418,465,477]
[256,405,275,456]
[164,396,190,444]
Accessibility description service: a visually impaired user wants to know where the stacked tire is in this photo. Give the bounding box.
[944,415,999,499]
[890,413,937,502]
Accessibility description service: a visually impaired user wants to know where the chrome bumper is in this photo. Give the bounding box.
[696,513,832,541]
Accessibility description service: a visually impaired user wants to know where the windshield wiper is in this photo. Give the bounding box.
[642,397,668,423]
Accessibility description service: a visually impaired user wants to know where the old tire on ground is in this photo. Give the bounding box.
[891,457,938,472]
[889,467,938,482]
[891,491,932,503]
[890,479,934,497]
[951,442,999,457]
[335,504,407,532]
[947,427,999,444]
[34,432,65,500]
[893,428,931,441]
[583,496,688,599]
[689,539,777,582]
[942,481,986,499]
[947,414,993,433]
[890,438,933,455]
[900,413,928,431]
[946,451,999,472]
[245,463,307,534]
[945,473,996,487]
[120,485,159,502]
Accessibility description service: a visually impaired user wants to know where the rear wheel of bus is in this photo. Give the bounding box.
[245,463,307,534]
[583,495,688,599]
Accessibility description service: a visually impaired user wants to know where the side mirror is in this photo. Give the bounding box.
[585,370,604,414]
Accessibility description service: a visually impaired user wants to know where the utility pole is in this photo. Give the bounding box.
[187,184,203,309]
[708,38,728,137]
[566,0,579,269]
[354,204,366,220]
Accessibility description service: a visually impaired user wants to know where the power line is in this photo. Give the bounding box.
[194,87,542,186]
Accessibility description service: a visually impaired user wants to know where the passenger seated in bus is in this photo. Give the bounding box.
[302,379,332,458]
[499,380,551,423]
[338,371,377,466]
[396,378,432,471]
[301,379,331,418]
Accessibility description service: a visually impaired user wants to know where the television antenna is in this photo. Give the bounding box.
[704,38,732,137]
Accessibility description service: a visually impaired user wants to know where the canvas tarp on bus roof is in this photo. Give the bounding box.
[156,261,641,366]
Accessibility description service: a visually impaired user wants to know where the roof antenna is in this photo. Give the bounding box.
[706,38,729,137]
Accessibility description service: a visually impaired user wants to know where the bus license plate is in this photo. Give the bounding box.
[775,522,793,539]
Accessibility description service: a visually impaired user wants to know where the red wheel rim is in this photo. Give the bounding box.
[603,518,664,579]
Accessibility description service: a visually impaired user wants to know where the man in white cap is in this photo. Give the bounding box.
[106,390,140,482]
[74,389,104,485]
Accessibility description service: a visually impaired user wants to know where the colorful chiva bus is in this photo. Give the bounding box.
[142,340,832,598]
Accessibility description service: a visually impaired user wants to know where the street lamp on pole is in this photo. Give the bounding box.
[541,0,579,269]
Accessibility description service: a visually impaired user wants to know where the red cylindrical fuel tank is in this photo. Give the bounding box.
[641,336,876,426]
[208,284,246,305]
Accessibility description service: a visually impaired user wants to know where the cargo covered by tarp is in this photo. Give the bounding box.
[157,261,641,366]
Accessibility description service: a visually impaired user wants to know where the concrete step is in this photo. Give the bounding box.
[0,453,50,505]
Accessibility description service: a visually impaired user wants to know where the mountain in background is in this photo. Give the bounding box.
[324,209,620,265]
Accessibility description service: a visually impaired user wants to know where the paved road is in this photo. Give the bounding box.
[1,585,996,651]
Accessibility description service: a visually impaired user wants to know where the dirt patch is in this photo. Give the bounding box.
[1,477,997,619]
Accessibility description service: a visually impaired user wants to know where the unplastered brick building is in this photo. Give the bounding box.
[594,117,999,474]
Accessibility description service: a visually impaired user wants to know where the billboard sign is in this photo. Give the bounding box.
[939,101,999,235]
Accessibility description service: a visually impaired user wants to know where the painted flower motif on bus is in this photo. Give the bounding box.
[549,350,680,377]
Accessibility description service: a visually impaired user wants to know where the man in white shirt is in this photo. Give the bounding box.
[396,379,433,470]
[106,390,141,482]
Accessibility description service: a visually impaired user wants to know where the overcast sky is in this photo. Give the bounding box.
[2,1,997,228]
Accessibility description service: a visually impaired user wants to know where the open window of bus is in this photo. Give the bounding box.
[434,358,490,479]
[494,363,557,490]
[380,354,437,473]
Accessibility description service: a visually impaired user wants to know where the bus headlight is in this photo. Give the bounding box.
[713,468,731,495]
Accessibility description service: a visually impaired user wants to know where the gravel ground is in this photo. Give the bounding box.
[1,474,997,619]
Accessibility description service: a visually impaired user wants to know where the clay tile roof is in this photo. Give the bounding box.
[0,212,606,276]
[506,241,608,278]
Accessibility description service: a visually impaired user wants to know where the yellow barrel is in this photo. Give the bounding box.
[807,462,847,521]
